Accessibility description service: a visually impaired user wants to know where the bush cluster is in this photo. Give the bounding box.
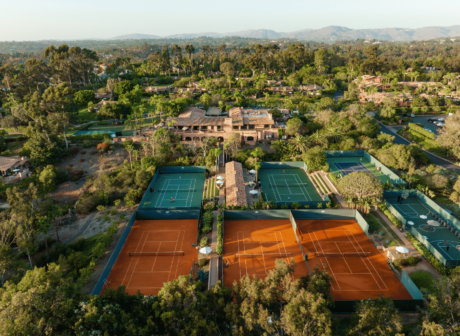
[406,232,452,276]
[217,213,223,255]
[378,203,402,229]
[394,256,419,267]
[408,123,436,140]
[201,211,213,234]
[200,237,208,247]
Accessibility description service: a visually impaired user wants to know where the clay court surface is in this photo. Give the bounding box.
[101,219,197,296]
[297,219,412,301]
[223,220,309,287]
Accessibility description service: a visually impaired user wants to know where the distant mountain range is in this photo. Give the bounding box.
[110,25,460,42]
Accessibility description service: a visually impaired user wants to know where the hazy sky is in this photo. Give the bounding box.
[2,0,460,41]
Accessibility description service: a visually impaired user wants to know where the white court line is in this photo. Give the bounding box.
[167,230,182,281]
[335,242,352,273]
[268,174,281,202]
[345,231,387,290]
[238,232,242,280]
[126,231,150,288]
[122,231,145,286]
[293,174,312,201]
[155,179,171,208]
[311,232,341,290]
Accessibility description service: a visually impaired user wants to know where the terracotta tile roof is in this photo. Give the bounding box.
[165,116,227,126]
[225,161,247,207]
[178,107,206,118]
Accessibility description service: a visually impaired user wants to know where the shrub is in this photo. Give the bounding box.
[406,232,452,276]
[198,259,208,267]
[201,211,213,234]
[200,237,208,247]
[426,174,449,189]
[408,123,436,140]
[204,202,215,212]
[317,203,323,209]
[292,202,301,209]
[70,147,79,156]
[388,241,397,247]
[410,271,436,293]
[426,164,436,174]
[378,203,402,228]
[281,203,289,209]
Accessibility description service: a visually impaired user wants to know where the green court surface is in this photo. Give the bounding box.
[386,197,460,264]
[73,124,134,136]
[139,173,205,209]
[259,168,323,205]
[328,156,392,184]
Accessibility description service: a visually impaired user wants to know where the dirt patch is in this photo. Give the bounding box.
[83,208,135,295]
[402,259,442,280]
[47,215,90,242]
[51,146,128,204]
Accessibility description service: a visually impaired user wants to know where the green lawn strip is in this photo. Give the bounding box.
[369,212,405,245]
[202,181,208,200]
[215,178,219,197]
[312,175,325,194]
[409,271,437,293]
[317,174,331,193]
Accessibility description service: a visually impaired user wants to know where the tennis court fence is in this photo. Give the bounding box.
[157,188,196,192]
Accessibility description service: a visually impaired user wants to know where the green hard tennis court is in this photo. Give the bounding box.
[386,197,460,263]
[328,156,392,184]
[139,173,205,209]
[259,168,323,204]
[73,124,135,136]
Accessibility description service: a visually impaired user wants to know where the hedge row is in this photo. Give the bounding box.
[408,123,436,140]
[70,134,110,141]
[217,213,223,255]
[406,232,452,276]
[5,136,27,142]
[377,203,402,229]
[201,211,213,234]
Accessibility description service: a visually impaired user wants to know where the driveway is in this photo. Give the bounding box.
[379,123,460,173]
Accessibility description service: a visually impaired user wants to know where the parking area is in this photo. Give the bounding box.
[410,115,447,134]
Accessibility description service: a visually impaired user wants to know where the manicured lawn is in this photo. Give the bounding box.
[409,271,437,293]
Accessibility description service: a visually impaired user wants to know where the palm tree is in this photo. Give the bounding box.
[309,131,327,146]
[200,93,212,108]
[125,144,134,170]
[289,134,309,153]
[271,140,286,152]
[325,127,343,143]
[124,115,134,130]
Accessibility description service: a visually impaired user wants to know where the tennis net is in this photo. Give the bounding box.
[314,252,371,258]
[235,253,293,259]
[157,188,196,193]
[129,251,184,257]
[269,183,308,187]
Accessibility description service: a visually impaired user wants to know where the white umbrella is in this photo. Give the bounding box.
[217,176,225,180]
[199,247,212,255]
[420,215,428,219]
[407,221,414,225]
[396,246,410,254]
[249,190,259,195]
[428,220,440,227]
[249,169,256,174]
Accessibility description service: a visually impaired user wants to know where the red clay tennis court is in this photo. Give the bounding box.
[101,219,197,296]
[297,219,412,301]
[223,220,309,287]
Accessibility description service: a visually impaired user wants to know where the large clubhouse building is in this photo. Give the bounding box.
[165,107,281,145]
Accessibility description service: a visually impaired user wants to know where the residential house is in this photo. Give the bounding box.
[145,86,172,94]
[164,107,278,145]
[266,86,294,95]
[225,161,248,207]
[0,156,30,176]
[298,84,324,95]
